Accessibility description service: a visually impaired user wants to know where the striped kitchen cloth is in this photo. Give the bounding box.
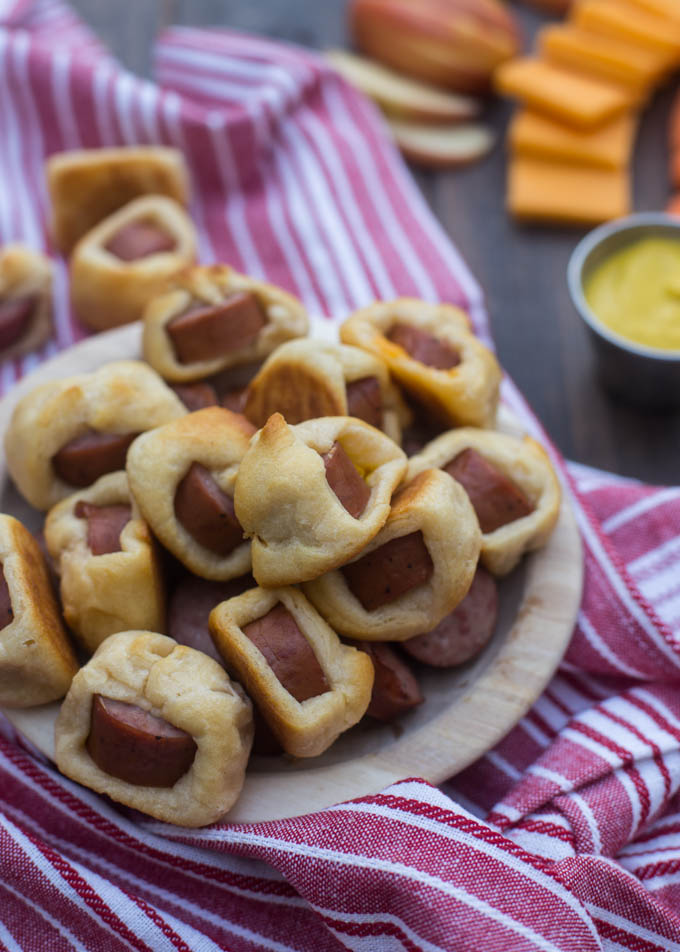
[1,1,680,949]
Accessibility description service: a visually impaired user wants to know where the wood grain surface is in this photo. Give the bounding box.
[68,0,680,485]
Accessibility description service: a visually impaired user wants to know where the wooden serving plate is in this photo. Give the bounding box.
[0,322,583,822]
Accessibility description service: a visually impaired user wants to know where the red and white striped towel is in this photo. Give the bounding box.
[1,2,680,949]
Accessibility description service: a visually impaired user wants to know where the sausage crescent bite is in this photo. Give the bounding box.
[0,244,52,362]
[142,264,308,383]
[234,413,407,587]
[340,298,501,428]
[44,472,165,655]
[127,406,255,581]
[4,359,186,511]
[55,630,253,827]
[243,338,409,443]
[0,514,78,708]
[46,146,190,254]
[406,428,561,576]
[209,586,374,758]
[303,468,481,641]
[70,195,197,331]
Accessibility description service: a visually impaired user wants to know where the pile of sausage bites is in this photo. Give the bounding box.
[0,147,561,826]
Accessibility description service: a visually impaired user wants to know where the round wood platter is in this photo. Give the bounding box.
[0,322,583,822]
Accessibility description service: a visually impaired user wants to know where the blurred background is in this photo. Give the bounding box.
[69,0,678,483]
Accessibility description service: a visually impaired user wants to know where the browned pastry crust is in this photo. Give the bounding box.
[44,472,165,654]
[303,468,481,640]
[406,428,561,576]
[234,413,407,586]
[0,514,78,707]
[0,245,53,362]
[243,338,410,443]
[126,406,254,581]
[55,631,253,827]
[47,147,190,254]
[70,196,197,331]
[209,585,374,757]
[4,359,186,511]
[142,265,309,382]
[340,298,502,428]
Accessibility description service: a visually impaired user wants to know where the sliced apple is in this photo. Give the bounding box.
[325,49,481,124]
[385,119,495,168]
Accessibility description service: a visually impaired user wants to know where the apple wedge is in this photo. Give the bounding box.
[325,49,481,124]
[385,119,495,168]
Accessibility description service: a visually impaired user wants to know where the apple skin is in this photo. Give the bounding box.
[350,0,522,94]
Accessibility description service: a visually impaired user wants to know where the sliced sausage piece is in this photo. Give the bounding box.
[322,442,370,519]
[444,448,534,534]
[74,501,132,555]
[353,641,423,721]
[342,531,434,612]
[0,565,13,629]
[403,567,498,667]
[243,603,329,702]
[174,462,244,556]
[168,293,266,364]
[252,706,284,757]
[86,694,197,787]
[387,323,460,370]
[104,221,176,261]
[52,429,140,487]
[221,386,250,415]
[0,296,35,352]
[168,572,255,663]
[171,381,218,412]
[346,376,382,429]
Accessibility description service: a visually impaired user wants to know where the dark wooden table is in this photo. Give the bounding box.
[70,0,680,485]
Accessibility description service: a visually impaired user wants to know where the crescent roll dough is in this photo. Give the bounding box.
[340,298,501,428]
[44,472,165,654]
[210,586,374,758]
[55,631,253,827]
[142,265,308,383]
[4,359,186,510]
[303,468,481,640]
[234,413,407,586]
[46,146,190,253]
[70,195,197,331]
[406,428,561,576]
[0,244,52,362]
[0,514,78,707]
[127,406,255,581]
[243,338,409,443]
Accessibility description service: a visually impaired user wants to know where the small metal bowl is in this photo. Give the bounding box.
[568,213,680,410]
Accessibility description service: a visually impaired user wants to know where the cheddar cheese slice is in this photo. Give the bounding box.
[507,157,630,225]
[538,24,664,92]
[625,0,680,25]
[509,110,637,170]
[573,1,680,66]
[495,58,636,130]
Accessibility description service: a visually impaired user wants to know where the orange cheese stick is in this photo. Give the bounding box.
[625,0,680,25]
[572,1,680,67]
[495,58,636,130]
[538,24,663,93]
[507,156,630,225]
[509,110,637,170]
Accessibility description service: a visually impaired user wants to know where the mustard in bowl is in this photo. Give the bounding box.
[568,213,680,409]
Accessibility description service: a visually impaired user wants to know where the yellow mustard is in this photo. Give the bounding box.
[583,236,680,351]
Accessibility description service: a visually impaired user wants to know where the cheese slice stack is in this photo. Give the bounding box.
[495,0,680,225]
